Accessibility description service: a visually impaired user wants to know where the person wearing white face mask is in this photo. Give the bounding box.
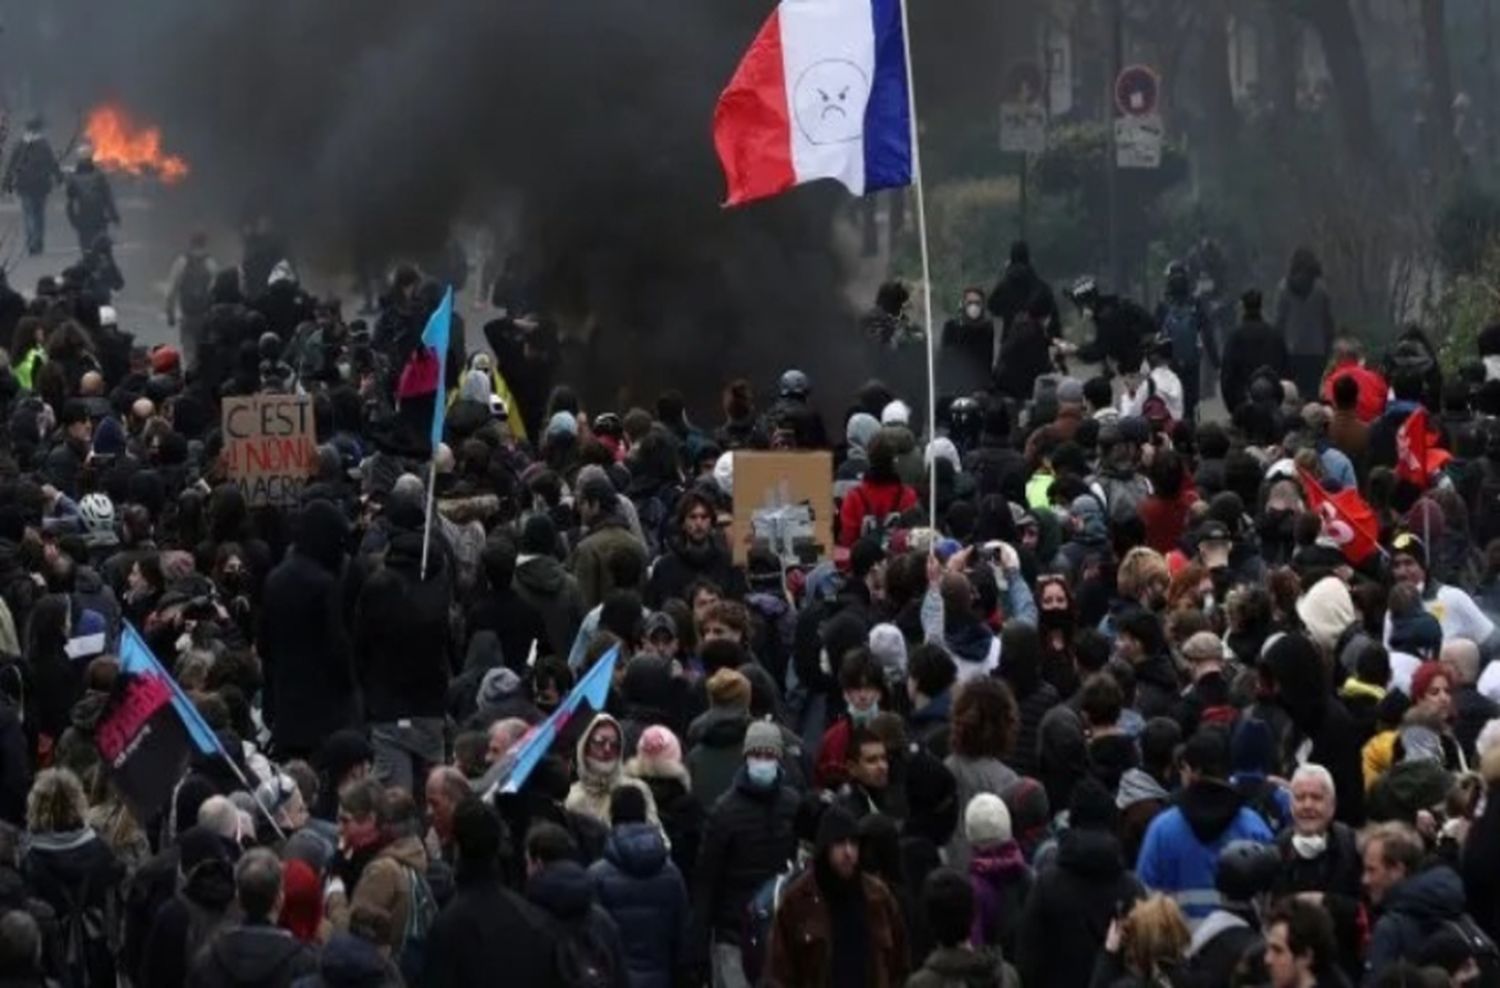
[1271,766,1362,942]
[939,287,995,396]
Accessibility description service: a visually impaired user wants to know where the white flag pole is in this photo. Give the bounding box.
[420,457,438,580]
[896,0,938,530]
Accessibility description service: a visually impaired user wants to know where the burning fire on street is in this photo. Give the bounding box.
[83,104,190,184]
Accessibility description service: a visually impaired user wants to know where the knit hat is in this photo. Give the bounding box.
[636,725,683,768]
[1296,576,1357,655]
[177,824,235,873]
[816,804,859,850]
[1230,717,1275,775]
[1001,777,1050,843]
[91,415,126,457]
[707,668,751,709]
[867,624,908,682]
[64,610,108,661]
[964,792,1012,847]
[1389,610,1443,660]
[150,345,181,375]
[743,719,784,758]
[1391,531,1428,571]
[1410,661,1450,704]
[881,400,911,426]
[478,666,524,708]
[546,411,578,439]
[1057,377,1085,404]
[845,412,881,453]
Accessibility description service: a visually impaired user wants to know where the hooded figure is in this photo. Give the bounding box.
[766,805,909,987]
[258,499,357,758]
[565,714,659,827]
[1261,633,1366,826]
[1274,247,1336,398]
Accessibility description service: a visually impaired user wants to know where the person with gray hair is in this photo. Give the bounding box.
[1273,765,1361,918]
[197,795,242,844]
[1444,638,1499,761]
[188,847,317,985]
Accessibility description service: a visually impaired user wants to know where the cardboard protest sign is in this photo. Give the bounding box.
[729,451,833,566]
[221,395,317,506]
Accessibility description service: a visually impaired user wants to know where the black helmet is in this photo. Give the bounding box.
[779,369,810,399]
[949,396,982,448]
[1215,840,1280,902]
[257,332,282,363]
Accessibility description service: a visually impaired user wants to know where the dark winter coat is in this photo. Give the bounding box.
[626,760,702,880]
[186,922,317,988]
[289,931,403,988]
[644,534,741,609]
[353,528,453,722]
[692,768,800,944]
[588,823,690,988]
[686,707,751,813]
[572,514,648,612]
[906,947,1018,988]
[766,870,907,988]
[1017,827,1143,988]
[1132,653,1180,721]
[425,862,561,988]
[1220,317,1289,412]
[22,828,123,988]
[527,861,631,988]
[141,860,236,988]
[465,584,549,673]
[1365,865,1467,986]
[258,513,356,755]
[512,555,586,662]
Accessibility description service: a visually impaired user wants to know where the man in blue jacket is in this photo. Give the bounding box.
[1136,728,1273,926]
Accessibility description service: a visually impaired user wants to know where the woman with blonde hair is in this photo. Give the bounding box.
[21,768,123,987]
[1091,893,1194,988]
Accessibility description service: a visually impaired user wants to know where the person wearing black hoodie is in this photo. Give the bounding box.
[352,480,454,794]
[1017,778,1142,988]
[526,822,630,988]
[1259,634,1366,827]
[1219,290,1288,414]
[140,826,237,988]
[987,240,1060,337]
[466,532,548,672]
[187,849,316,988]
[513,513,585,663]
[258,499,355,761]
[426,798,560,988]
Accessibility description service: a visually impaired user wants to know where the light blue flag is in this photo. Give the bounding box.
[118,622,221,757]
[496,645,619,796]
[421,286,454,449]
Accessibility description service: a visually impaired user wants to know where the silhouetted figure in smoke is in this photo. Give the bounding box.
[1069,276,1156,378]
[78,235,125,306]
[241,214,290,297]
[2,116,63,256]
[987,240,1060,341]
[64,147,119,255]
[1273,246,1335,400]
[164,232,219,371]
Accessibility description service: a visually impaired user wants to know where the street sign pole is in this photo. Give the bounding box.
[1106,0,1123,292]
[1019,153,1029,241]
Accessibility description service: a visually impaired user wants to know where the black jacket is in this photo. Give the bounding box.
[645,534,742,609]
[425,863,561,988]
[512,556,585,663]
[1365,865,1467,985]
[142,860,236,988]
[693,767,800,945]
[1220,317,1288,412]
[259,519,357,755]
[1464,779,1500,942]
[588,824,690,988]
[1017,827,1143,988]
[23,829,122,988]
[527,862,630,988]
[1133,653,1180,721]
[187,922,316,988]
[353,528,454,722]
[465,585,548,672]
[987,262,1059,331]
[290,930,403,987]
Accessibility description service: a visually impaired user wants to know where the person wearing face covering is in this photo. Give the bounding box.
[940,287,996,396]
[765,805,908,988]
[565,713,658,828]
[1271,764,1363,979]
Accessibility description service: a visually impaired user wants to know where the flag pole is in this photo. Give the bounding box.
[896,0,938,530]
[420,456,438,580]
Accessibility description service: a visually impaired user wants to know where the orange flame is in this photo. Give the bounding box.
[83,104,190,184]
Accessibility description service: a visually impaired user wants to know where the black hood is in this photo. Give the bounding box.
[622,656,675,715]
[528,860,595,921]
[1385,864,1466,924]
[316,930,392,987]
[1178,779,1248,844]
[296,499,350,572]
[689,707,749,749]
[206,926,308,985]
[1264,634,1328,732]
[515,554,567,595]
[1057,826,1127,880]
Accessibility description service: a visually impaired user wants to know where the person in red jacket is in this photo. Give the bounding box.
[838,432,918,547]
[1320,337,1387,424]
[1138,448,1197,554]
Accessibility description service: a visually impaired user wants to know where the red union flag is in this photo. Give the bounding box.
[1395,407,1450,489]
[1299,468,1379,565]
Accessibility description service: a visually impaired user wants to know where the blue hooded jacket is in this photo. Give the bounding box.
[1136,779,1273,924]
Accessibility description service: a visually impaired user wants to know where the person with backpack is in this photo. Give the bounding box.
[526,822,630,988]
[333,790,435,983]
[139,826,238,988]
[838,433,917,549]
[21,769,123,988]
[164,233,220,373]
[2,117,63,256]
[588,787,691,988]
[63,148,119,256]
[426,797,560,988]
[1156,261,1218,425]
[185,849,316,988]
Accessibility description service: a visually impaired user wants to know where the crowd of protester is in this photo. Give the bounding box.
[0,230,1497,988]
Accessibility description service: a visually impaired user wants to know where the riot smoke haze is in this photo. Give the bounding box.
[8,0,879,411]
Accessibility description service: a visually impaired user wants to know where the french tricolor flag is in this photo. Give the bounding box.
[713,0,914,207]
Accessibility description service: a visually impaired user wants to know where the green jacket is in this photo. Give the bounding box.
[13,347,43,391]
